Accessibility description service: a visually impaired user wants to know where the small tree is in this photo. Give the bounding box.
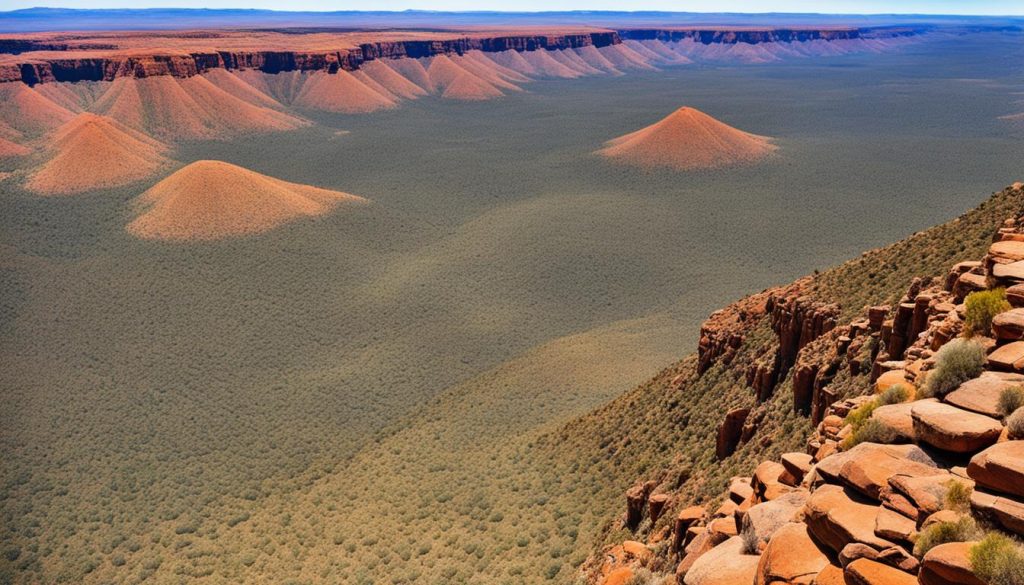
[964,288,1011,337]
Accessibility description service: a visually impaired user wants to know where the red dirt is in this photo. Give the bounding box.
[26,113,171,195]
[425,55,504,100]
[0,83,75,136]
[90,75,306,141]
[292,70,397,113]
[127,160,366,241]
[0,137,31,158]
[597,106,777,170]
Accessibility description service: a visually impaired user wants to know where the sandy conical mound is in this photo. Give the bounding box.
[0,83,75,136]
[597,107,776,170]
[26,113,171,195]
[293,70,397,113]
[90,76,306,141]
[0,137,30,158]
[127,160,366,241]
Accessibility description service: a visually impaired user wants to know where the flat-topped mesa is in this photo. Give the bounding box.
[1,32,620,85]
[619,25,923,45]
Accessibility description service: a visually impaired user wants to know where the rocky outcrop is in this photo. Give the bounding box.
[698,285,793,374]
[716,407,751,459]
[585,190,1024,585]
[967,441,1024,498]
[918,542,986,585]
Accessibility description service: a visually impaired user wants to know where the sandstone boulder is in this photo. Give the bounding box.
[683,537,759,585]
[837,441,942,500]
[911,401,1002,453]
[804,485,894,553]
[1007,283,1024,307]
[599,567,634,585]
[717,408,750,459]
[990,240,1024,262]
[815,443,938,486]
[988,340,1024,371]
[919,541,985,585]
[729,477,754,504]
[754,523,829,585]
[781,452,813,486]
[967,441,1024,498]
[870,402,916,442]
[945,371,1024,418]
[874,506,916,543]
[993,260,1024,282]
[625,481,656,529]
[843,558,916,585]
[993,308,1024,341]
[649,493,671,524]
[707,516,738,540]
[811,563,844,585]
[742,490,808,552]
[970,488,1024,536]
[875,369,908,393]
[672,506,706,553]
[752,461,791,502]
[883,472,972,522]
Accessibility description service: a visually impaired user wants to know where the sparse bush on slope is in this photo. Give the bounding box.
[921,338,987,398]
[964,288,1010,337]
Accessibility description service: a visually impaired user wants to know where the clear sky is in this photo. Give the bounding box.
[5,1,1024,15]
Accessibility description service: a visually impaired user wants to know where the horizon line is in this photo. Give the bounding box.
[3,7,1024,17]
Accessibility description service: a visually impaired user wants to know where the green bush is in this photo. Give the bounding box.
[964,288,1011,337]
[914,516,980,557]
[970,533,1024,585]
[944,480,972,513]
[878,383,910,406]
[1007,407,1024,439]
[844,419,898,449]
[845,400,879,430]
[842,400,894,449]
[921,339,987,398]
[998,387,1024,418]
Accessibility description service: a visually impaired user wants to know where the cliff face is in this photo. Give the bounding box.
[0,25,926,85]
[1,32,619,84]
[618,25,924,44]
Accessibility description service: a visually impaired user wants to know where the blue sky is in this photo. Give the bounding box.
[5,1,1024,15]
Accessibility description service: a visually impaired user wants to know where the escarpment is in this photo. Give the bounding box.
[0,25,927,85]
[2,32,620,85]
[581,183,1024,585]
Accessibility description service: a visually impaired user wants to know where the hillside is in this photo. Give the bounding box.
[571,182,1024,584]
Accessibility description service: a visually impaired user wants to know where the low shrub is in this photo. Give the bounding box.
[943,480,972,513]
[914,516,980,557]
[1007,407,1024,439]
[964,288,1011,337]
[921,339,987,398]
[845,400,879,430]
[878,383,910,405]
[970,532,1024,585]
[998,386,1024,418]
[845,419,899,449]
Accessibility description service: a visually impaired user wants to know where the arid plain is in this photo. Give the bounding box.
[1,15,1024,584]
